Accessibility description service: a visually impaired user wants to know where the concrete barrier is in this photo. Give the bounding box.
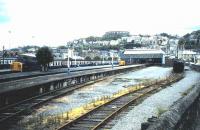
[143,83,200,130]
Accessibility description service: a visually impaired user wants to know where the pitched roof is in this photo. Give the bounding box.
[124,49,165,55]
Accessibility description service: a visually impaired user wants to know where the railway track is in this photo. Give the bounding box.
[0,76,109,128]
[0,65,144,127]
[57,74,183,130]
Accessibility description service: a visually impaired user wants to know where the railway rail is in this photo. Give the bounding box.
[57,73,183,130]
[0,76,110,128]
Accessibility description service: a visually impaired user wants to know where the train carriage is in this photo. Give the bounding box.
[11,53,119,72]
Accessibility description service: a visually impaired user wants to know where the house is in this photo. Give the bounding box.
[178,50,197,62]
[195,55,200,64]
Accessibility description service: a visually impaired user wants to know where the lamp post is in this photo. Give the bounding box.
[102,55,104,65]
[8,30,11,50]
[74,52,77,67]
[73,47,77,67]
[67,48,70,73]
[111,53,114,69]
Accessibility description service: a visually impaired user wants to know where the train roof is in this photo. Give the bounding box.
[20,53,36,57]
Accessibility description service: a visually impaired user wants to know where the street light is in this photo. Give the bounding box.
[74,53,77,67]
[67,48,70,73]
[8,30,11,50]
[111,52,114,69]
[102,55,104,65]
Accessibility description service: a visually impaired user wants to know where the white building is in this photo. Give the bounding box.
[178,50,197,62]
[195,55,200,64]
[53,48,74,60]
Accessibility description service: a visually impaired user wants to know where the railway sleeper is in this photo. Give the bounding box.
[82,118,103,122]
[88,115,109,120]
[73,123,97,128]
[98,106,119,110]
[0,115,9,120]
[18,103,30,108]
[70,124,97,130]
[76,120,100,126]
[3,109,18,113]
[67,127,90,130]
[89,113,110,117]
[95,110,116,115]
[1,112,16,117]
[109,102,126,107]
[86,116,109,121]
[83,118,104,122]
[115,99,131,104]
[13,106,25,111]
[75,120,99,125]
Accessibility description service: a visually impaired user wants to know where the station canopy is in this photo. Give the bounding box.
[122,49,165,59]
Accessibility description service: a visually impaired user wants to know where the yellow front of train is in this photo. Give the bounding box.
[10,62,23,72]
[119,60,126,66]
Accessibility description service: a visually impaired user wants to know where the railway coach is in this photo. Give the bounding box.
[10,54,119,72]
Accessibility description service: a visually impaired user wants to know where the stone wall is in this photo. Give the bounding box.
[143,83,200,130]
[175,92,200,130]
[191,64,200,72]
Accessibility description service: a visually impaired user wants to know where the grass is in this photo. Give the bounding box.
[157,106,168,117]
[181,85,195,97]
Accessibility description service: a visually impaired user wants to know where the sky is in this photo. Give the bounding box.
[0,0,200,49]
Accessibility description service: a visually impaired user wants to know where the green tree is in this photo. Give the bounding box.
[107,57,112,61]
[85,36,102,42]
[93,56,101,61]
[36,47,53,71]
[85,56,92,61]
[58,46,67,49]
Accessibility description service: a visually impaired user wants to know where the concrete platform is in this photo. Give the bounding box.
[0,65,118,82]
[0,69,11,75]
[0,64,144,95]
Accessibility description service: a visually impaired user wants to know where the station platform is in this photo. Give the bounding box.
[0,64,144,95]
[0,69,11,75]
[0,65,118,82]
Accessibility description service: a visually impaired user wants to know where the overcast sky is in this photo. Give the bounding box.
[0,0,200,49]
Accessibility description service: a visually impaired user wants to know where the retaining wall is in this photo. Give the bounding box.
[143,83,200,130]
[191,64,200,72]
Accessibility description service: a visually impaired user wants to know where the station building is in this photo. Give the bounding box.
[121,49,165,64]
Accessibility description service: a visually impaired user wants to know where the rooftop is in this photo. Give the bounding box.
[124,49,165,55]
[179,50,197,55]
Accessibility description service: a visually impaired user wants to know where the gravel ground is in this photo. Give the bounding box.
[111,69,200,130]
[9,66,172,130]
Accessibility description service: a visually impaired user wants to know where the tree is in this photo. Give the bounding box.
[107,57,112,61]
[85,36,102,42]
[3,51,9,57]
[93,56,101,61]
[58,46,67,49]
[36,47,53,71]
[85,56,92,61]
